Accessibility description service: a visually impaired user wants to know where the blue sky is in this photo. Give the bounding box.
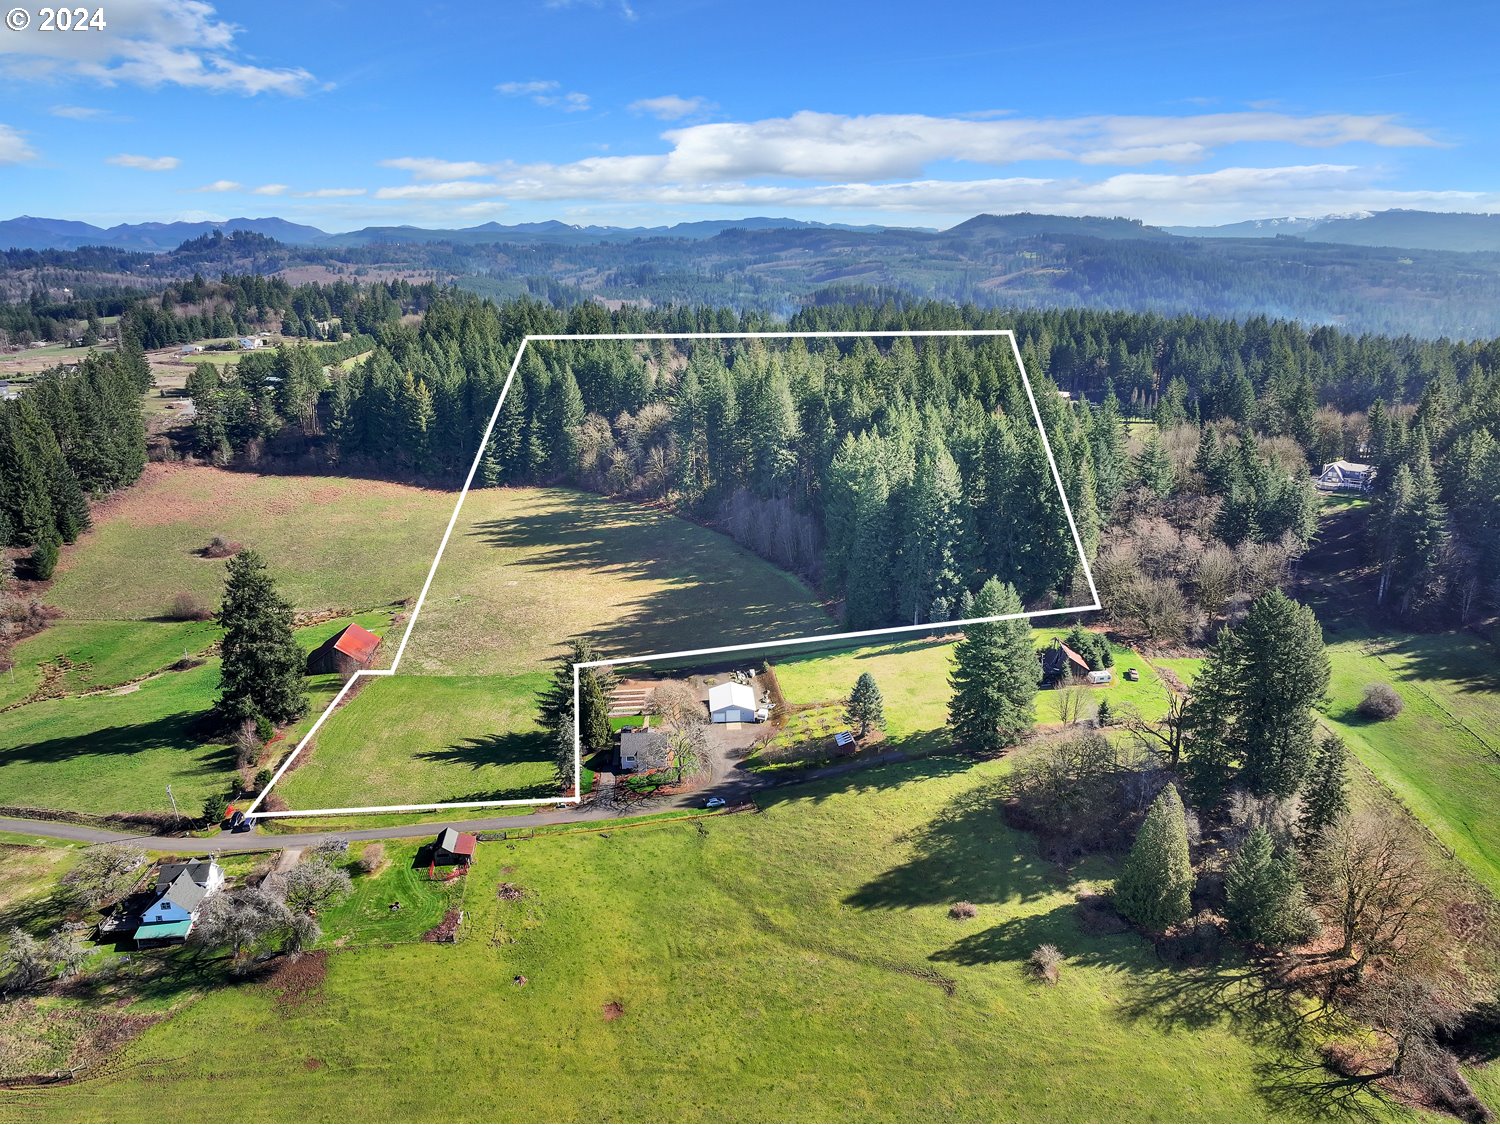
[0,0,1496,231]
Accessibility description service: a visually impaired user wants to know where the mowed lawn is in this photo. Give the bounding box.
[1319,626,1500,896]
[17,758,1397,1123]
[401,486,834,677]
[48,464,455,621]
[0,615,387,817]
[772,628,1171,746]
[276,673,556,810]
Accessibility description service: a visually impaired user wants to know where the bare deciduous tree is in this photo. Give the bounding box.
[192,889,292,962]
[1308,813,1454,977]
[61,844,147,909]
[283,859,352,916]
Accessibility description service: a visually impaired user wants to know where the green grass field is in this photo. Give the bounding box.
[276,673,556,809]
[274,485,834,809]
[316,841,463,946]
[15,757,1400,1123]
[49,465,455,621]
[0,615,388,817]
[401,486,834,676]
[1318,626,1500,896]
[772,628,1171,745]
[0,619,221,709]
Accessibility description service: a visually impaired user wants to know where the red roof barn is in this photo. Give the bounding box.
[432,828,478,866]
[307,622,382,675]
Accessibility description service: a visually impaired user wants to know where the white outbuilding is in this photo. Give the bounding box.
[708,682,758,724]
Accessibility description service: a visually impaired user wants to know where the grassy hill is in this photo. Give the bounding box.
[399,486,834,676]
[275,485,834,810]
[14,757,1398,1123]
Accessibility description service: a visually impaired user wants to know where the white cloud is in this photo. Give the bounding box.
[497,80,558,96]
[629,94,715,121]
[252,183,288,195]
[0,124,37,165]
[373,181,505,201]
[49,104,110,120]
[544,0,637,19]
[645,110,1439,182]
[195,179,242,192]
[380,156,504,181]
[0,0,317,95]
[497,78,590,112]
[295,187,366,198]
[371,108,1454,225]
[108,153,180,171]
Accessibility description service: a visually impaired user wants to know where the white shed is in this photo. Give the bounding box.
[708,682,758,724]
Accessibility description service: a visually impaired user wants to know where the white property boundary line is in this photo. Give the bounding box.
[244,329,1101,820]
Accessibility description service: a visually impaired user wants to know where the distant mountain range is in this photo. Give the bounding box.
[1165,209,1500,253]
[5,207,1500,255]
[0,213,928,253]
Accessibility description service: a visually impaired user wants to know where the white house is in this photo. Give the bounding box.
[1317,460,1376,493]
[237,336,262,350]
[134,858,223,946]
[708,682,758,724]
[618,720,662,771]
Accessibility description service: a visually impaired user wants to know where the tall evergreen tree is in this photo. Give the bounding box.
[1235,591,1330,797]
[844,672,886,739]
[216,550,308,725]
[947,578,1037,751]
[1298,732,1350,845]
[1184,591,1328,800]
[1115,785,1195,932]
[1223,826,1315,947]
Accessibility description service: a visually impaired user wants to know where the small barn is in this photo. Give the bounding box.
[431,828,477,867]
[307,623,382,675]
[708,681,758,724]
[1317,460,1376,493]
[1039,640,1091,684]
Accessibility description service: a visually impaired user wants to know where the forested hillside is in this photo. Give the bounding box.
[159,286,1496,633]
[8,216,1500,337]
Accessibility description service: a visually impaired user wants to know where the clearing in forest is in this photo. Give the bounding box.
[252,329,1096,818]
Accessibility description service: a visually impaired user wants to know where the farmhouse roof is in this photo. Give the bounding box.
[435,828,477,857]
[330,623,381,664]
[708,682,755,713]
[134,919,193,941]
[154,871,209,913]
[1057,642,1091,673]
[154,858,217,892]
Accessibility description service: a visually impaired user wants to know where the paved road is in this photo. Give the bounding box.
[0,737,929,854]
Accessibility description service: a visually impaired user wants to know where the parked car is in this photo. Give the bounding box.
[705,797,726,809]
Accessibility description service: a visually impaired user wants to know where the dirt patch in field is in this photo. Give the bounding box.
[496,882,524,901]
[602,1001,624,1021]
[262,950,328,1015]
[422,909,463,943]
[303,1057,325,1071]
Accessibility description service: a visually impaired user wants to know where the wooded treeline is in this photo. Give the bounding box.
[0,342,150,578]
[171,287,1499,629]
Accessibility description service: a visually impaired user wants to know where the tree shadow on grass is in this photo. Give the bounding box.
[843,778,1060,910]
[415,731,550,772]
[414,732,560,802]
[929,902,1143,975]
[1117,955,1397,1120]
[753,751,974,809]
[0,711,232,769]
[468,495,836,657]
